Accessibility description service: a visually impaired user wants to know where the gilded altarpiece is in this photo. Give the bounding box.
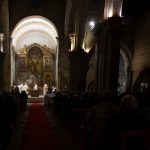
[16,44,56,91]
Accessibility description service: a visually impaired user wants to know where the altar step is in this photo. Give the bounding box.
[28,95,44,98]
[27,96,44,103]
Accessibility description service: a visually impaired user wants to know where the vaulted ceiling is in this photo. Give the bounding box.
[1,0,150,52]
[11,16,58,51]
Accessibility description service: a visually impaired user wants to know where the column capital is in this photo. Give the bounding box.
[105,16,123,32]
[0,33,4,52]
[91,22,104,41]
[69,33,76,51]
[0,33,4,41]
[0,51,5,56]
[69,33,75,39]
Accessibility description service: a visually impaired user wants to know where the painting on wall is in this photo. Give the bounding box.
[44,57,51,71]
[18,57,26,71]
[28,46,43,74]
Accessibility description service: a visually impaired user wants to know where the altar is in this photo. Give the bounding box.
[28,89,43,97]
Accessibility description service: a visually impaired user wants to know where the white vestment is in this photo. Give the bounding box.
[34,84,38,90]
[43,84,48,95]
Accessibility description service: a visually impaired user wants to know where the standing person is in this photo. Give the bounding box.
[18,83,23,93]
[22,82,28,94]
[33,83,38,90]
[20,91,28,111]
[87,90,119,149]
[44,88,56,110]
[96,95,150,150]
[52,85,56,93]
[44,90,51,110]
[43,83,48,95]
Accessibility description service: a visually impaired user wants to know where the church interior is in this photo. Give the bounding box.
[0,0,150,149]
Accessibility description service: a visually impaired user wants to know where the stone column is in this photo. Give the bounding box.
[94,42,100,93]
[0,33,5,91]
[103,16,122,92]
[69,47,89,92]
[93,34,104,94]
[0,0,2,33]
[0,52,5,91]
[93,16,122,95]
[126,67,133,92]
[0,33,4,52]
[69,33,76,51]
[92,22,107,96]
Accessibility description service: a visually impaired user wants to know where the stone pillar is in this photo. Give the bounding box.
[0,52,5,91]
[69,47,89,92]
[93,16,122,95]
[69,33,76,51]
[126,67,133,92]
[0,33,5,91]
[0,1,2,33]
[103,16,122,92]
[94,43,100,92]
[0,33,4,52]
[92,22,106,96]
[94,35,104,94]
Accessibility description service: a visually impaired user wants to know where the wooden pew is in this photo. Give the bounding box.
[118,129,150,150]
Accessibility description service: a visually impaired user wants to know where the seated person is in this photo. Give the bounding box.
[96,95,150,150]
[87,90,119,148]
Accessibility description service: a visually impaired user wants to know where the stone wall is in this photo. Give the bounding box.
[121,17,135,55]
[9,0,66,35]
[59,50,70,91]
[2,0,11,91]
[132,12,150,85]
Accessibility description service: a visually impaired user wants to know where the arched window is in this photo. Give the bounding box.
[118,54,126,94]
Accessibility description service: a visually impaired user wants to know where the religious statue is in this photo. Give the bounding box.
[30,55,40,73]
[28,47,43,74]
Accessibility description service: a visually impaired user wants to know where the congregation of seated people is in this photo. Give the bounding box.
[45,90,150,150]
[1,87,150,150]
[0,88,28,150]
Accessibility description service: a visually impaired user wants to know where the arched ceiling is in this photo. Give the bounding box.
[122,0,150,18]
[11,16,58,51]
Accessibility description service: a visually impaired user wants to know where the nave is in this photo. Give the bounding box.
[1,92,150,150]
[3,99,86,150]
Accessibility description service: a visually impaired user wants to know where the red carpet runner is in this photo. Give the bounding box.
[19,103,61,150]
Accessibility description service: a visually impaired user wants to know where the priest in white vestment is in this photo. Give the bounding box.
[43,83,48,95]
